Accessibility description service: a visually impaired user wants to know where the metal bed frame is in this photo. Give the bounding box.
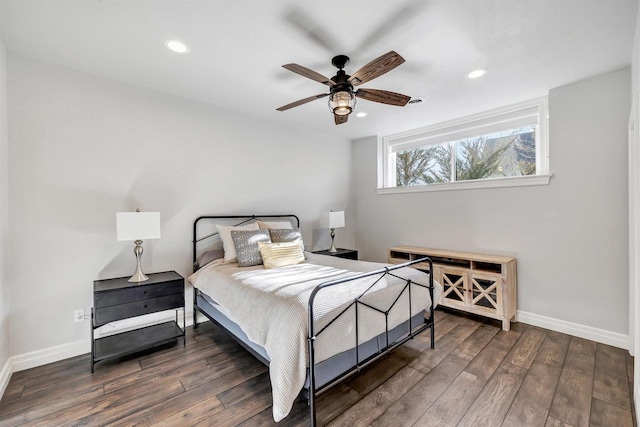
[191,214,435,427]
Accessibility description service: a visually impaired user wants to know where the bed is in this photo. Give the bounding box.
[188,215,441,426]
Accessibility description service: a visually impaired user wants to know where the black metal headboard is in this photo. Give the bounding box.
[192,214,300,269]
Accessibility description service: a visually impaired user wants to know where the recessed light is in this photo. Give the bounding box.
[165,40,190,54]
[356,112,368,118]
[467,69,487,79]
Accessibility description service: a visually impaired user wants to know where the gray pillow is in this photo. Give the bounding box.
[231,229,271,267]
[269,228,302,243]
[269,228,306,259]
[194,249,225,270]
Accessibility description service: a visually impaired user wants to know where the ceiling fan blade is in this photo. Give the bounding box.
[282,64,336,87]
[277,93,329,111]
[356,0,428,52]
[334,114,349,125]
[356,89,411,106]
[348,51,405,86]
[284,7,341,53]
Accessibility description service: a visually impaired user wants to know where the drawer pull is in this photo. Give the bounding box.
[143,305,148,309]
[143,291,147,295]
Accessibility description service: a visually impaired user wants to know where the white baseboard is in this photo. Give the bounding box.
[11,339,90,373]
[10,310,196,375]
[0,341,90,400]
[0,311,198,400]
[517,310,629,350]
[0,357,12,399]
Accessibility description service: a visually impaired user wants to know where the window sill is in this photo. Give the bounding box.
[376,174,553,195]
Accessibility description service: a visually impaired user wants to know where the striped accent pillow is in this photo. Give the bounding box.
[258,240,305,269]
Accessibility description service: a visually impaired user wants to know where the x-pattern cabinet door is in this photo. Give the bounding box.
[438,267,467,309]
[468,271,502,316]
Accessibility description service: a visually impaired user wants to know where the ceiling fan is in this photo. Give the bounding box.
[276,51,411,125]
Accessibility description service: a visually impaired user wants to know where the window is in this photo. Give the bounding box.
[378,97,551,194]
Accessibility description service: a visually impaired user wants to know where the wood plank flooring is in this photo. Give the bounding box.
[0,309,635,427]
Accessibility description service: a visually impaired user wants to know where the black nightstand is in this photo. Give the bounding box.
[91,271,185,372]
[313,248,358,260]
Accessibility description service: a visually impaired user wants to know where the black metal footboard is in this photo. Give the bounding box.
[307,257,435,427]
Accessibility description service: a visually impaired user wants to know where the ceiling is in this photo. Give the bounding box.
[1,0,638,140]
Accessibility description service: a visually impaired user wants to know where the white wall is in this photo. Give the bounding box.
[629,4,640,421]
[352,68,630,339]
[6,53,354,357]
[0,29,10,391]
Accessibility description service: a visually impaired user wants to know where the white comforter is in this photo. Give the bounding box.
[188,253,441,421]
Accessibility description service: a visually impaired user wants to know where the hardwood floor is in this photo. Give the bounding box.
[0,310,635,427]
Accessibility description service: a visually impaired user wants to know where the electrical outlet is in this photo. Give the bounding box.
[74,309,85,322]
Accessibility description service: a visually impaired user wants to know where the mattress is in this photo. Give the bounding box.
[197,291,425,391]
[188,252,442,421]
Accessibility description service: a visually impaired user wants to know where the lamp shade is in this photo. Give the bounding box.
[328,211,345,229]
[116,212,161,241]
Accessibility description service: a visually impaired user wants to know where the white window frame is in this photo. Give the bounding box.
[377,97,552,194]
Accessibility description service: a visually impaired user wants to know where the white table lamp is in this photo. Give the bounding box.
[327,211,345,253]
[116,211,161,282]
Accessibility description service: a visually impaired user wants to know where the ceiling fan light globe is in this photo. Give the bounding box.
[328,90,356,116]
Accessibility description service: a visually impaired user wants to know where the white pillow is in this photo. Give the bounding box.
[216,223,260,263]
[257,220,293,230]
[258,240,305,269]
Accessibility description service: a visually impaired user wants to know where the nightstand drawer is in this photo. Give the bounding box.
[337,251,357,260]
[94,280,183,308]
[94,293,183,325]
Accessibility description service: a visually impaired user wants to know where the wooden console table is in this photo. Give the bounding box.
[388,246,517,331]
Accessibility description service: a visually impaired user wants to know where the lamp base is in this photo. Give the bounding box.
[128,269,149,283]
[329,228,338,253]
[128,240,149,283]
